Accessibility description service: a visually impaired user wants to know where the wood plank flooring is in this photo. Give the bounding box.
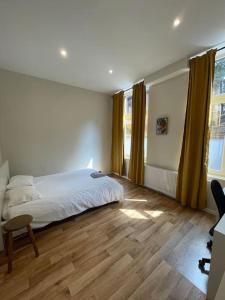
[0,176,215,300]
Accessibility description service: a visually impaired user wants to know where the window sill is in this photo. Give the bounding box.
[207,174,225,181]
[124,158,148,164]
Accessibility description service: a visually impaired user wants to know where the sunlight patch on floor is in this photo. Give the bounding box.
[144,210,164,218]
[120,209,148,219]
[124,198,147,202]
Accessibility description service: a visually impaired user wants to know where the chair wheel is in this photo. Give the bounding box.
[207,240,213,250]
[199,259,205,268]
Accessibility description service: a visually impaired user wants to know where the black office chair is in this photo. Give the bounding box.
[198,180,225,271]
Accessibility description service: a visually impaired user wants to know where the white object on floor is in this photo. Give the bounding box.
[3,169,124,228]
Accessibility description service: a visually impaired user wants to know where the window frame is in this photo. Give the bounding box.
[123,88,149,162]
[123,90,133,160]
[208,93,225,177]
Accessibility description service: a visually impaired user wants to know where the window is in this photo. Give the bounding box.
[124,90,132,159]
[208,55,225,176]
[123,89,149,160]
[144,91,149,160]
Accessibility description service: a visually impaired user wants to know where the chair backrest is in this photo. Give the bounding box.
[211,180,225,219]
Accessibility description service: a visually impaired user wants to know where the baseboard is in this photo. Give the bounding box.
[112,171,217,216]
[203,207,217,216]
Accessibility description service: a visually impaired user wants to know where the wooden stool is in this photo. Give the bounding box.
[3,214,39,273]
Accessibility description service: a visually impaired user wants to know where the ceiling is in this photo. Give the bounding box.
[0,0,225,95]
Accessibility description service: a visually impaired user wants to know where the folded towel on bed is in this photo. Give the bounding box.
[90,171,106,178]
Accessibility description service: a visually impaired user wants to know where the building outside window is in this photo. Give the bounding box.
[208,55,225,176]
[123,89,149,161]
[124,90,133,159]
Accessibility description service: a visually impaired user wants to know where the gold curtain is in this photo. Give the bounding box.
[111,91,124,175]
[128,81,146,185]
[176,49,216,209]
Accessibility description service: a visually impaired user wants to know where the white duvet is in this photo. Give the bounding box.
[3,169,124,228]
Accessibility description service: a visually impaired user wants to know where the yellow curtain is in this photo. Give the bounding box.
[176,49,216,209]
[111,91,124,175]
[128,81,146,185]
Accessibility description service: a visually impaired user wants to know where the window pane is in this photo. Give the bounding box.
[208,55,225,174]
[208,57,225,176]
[208,100,225,172]
[208,101,225,172]
[124,92,132,159]
[144,91,149,161]
[123,90,148,160]
[208,137,224,170]
[213,57,225,96]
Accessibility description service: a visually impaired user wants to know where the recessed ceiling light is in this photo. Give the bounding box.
[173,18,181,28]
[60,48,68,58]
[108,69,113,74]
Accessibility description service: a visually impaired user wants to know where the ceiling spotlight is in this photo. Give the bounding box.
[173,18,181,28]
[60,48,68,58]
[108,69,113,74]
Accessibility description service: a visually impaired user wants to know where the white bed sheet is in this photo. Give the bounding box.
[3,169,124,228]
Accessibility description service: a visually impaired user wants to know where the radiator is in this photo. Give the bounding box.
[144,164,177,198]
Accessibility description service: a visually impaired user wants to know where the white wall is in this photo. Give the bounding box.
[0,69,112,176]
[0,125,2,166]
[147,73,189,170]
[144,59,218,213]
[0,144,2,166]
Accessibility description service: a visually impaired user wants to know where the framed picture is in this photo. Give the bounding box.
[156,117,168,135]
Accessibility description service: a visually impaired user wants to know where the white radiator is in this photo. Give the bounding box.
[144,164,177,198]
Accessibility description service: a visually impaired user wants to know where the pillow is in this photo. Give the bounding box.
[0,172,8,221]
[0,161,9,191]
[7,175,34,190]
[6,186,41,207]
[0,177,8,191]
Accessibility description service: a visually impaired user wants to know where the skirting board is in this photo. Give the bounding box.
[203,208,217,216]
[113,165,217,215]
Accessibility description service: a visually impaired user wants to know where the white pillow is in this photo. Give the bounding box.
[6,186,41,207]
[0,177,8,191]
[7,175,34,190]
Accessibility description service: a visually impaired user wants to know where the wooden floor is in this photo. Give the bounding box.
[0,176,214,300]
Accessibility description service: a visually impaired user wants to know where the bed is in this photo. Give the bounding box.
[1,163,124,230]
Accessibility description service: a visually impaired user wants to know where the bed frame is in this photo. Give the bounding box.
[0,161,10,251]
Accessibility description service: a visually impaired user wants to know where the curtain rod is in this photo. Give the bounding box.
[218,46,225,52]
[115,46,225,95]
[122,79,144,93]
[190,45,225,60]
[123,86,132,93]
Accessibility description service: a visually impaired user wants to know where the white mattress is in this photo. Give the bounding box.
[3,169,124,228]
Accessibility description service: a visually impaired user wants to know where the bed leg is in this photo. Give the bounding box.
[0,226,4,253]
[7,232,13,273]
